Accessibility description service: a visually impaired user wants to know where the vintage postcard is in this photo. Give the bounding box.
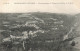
[0,0,80,51]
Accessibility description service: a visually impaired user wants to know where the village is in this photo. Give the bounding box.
[0,13,80,51]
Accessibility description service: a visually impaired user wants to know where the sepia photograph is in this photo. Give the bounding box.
[0,0,80,51]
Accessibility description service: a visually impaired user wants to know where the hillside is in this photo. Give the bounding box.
[0,12,77,51]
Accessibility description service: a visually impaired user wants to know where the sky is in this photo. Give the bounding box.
[0,0,80,14]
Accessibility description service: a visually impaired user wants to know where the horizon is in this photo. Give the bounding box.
[0,0,80,14]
